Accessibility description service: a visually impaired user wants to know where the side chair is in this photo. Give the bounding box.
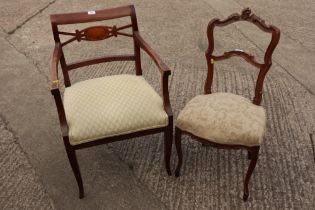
[174,8,280,201]
[50,5,173,198]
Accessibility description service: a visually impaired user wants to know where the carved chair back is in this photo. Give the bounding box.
[204,8,280,105]
[50,5,142,88]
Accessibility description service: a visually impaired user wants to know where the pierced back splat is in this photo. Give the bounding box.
[59,24,133,46]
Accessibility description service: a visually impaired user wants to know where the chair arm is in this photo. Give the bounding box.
[52,90,69,137]
[134,32,173,117]
[50,43,62,93]
[161,73,173,117]
[133,32,171,76]
[50,43,68,137]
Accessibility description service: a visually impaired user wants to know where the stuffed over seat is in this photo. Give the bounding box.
[176,92,266,147]
[64,74,168,145]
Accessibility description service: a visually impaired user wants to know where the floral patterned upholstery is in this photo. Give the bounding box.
[176,92,266,146]
[64,74,168,145]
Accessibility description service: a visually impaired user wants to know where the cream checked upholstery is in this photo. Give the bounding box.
[176,93,266,146]
[64,74,168,145]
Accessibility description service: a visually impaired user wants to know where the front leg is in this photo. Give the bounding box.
[243,146,260,201]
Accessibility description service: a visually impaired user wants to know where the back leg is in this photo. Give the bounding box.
[164,125,173,175]
[175,127,183,177]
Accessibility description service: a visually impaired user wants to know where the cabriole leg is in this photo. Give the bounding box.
[243,146,260,201]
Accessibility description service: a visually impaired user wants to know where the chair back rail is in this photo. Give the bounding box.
[66,54,135,71]
[204,8,280,105]
[50,5,141,87]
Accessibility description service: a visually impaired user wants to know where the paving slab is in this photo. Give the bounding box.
[0,37,168,210]
[0,0,55,34]
[0,116,56,210]
[0,27,6,38]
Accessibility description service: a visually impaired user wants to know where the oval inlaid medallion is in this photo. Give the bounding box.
[84,26,110,41]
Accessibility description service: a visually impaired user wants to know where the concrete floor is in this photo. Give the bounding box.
[0,0,314,209]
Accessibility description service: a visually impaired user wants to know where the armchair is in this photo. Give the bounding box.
[50,5,173,198]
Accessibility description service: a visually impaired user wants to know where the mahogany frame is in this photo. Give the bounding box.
[50,5,173,198]
[175,8,280,201]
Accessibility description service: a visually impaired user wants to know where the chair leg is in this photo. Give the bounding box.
[243,146,260,201]
[175,127,182,177]
[164,125,173,176]
[65,147,85,199]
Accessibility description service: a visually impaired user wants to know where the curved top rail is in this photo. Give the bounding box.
[206,8,280,65]
[50,5,134,25]
[211,8,277,33]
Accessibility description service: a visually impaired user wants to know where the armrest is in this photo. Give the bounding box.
[134,32,171,76]
[50,43,68,137]
[134,32,173,117]
[50,42,62,94]
[161,73,173,117]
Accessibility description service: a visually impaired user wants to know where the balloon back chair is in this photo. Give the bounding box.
[174,8,280,201]
[50,5,173,198]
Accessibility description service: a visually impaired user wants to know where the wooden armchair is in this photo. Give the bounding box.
[50,5,173,198]
[174,8,280,201]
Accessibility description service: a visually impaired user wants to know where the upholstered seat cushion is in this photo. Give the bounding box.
[64,74,168,145]
[176,92,266,146]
